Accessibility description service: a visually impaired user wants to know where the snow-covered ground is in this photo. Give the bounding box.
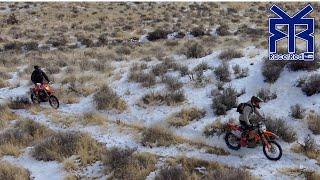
[0,46,319,179]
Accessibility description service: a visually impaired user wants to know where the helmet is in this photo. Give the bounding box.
[251,96,263,108]
[34,65,40,70]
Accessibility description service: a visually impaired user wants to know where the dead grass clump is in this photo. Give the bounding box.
[162,75,183,91]
[81,112,106,126]
[0,161,30,180]
[306,113,320,134]
[160,157,252,180]
[93,85,127,112]
[141,125,179,147]
[290,104,305,119]
[214,63,231,82]
[0,104,17,124]
[46,35,67,47]
[103,148,157,180]
[280,167,320,180]
[33,132,104,165]
[264,116,297,143]
[155,166,187,180]
[0,119,53,156]
[167,108,206,127]
[212,86,238,115]
[8,96,31,109]
[219,49,243,61]
[301,74,320,96]
[0,78,9,88]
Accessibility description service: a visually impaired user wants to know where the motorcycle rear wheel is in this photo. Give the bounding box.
[49,95,59,109]
[225,132,241,150]
[263,140,282,161]
[31,93,40,104]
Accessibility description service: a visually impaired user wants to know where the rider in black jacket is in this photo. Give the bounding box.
[31,65,50,84]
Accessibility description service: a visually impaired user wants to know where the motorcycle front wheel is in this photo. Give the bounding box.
[49,95,59,109]
[263,140,282,161]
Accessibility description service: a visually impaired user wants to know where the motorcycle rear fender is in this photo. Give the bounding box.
[231,130,242,138]
[264,131,279,139]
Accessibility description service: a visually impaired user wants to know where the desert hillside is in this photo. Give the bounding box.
[0,2,320,180]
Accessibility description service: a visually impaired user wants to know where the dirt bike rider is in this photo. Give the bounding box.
[238,96,264,141]
[31,65,51,95]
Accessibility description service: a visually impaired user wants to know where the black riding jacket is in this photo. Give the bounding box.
[31,69,50,84]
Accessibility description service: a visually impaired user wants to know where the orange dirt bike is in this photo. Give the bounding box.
[30,82,59,109]
[224,121,282,160]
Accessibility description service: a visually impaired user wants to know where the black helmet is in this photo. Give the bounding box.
[34,65,40,70]
[251,96,263,108]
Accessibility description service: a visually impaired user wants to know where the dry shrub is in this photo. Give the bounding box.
[212,86,238,115]
[128,71,156,88]
[164,90,186,106]
[218,49,243,61]
[147,29,169,41]
[152,59,180,76]
[203,119,232,137]
[167,108,206,127]
[264,116,297,143]
[93,85,127,112]
[141,125,179,147]
[8,96,31,109]
[46,66,60,75]
[81,112,106,126]
[291,135,320,164]
[280,168,320,180]
[262,59,286,83]
[290,104,305,119]
[0,71,11,80]
[0,161,30,180]
[103,148,157,180]
[256,88,277,102]
[141,92,164,106]
[115,46,131,55]
[33,132,104,165]
[46,35,67,47]
[193,62,211,72]
[306,113,320,134]
[214,63,231,82]
[301,74,320,96]
[216,24,230,36]
[287,60,320,71]
[159,157,252,180]
[232,64,249,79]
[190,27,206,37]
[162,76,183,91]
[0,78,9,88]
[183,41,206,58]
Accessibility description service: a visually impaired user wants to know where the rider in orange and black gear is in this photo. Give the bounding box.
[239,96,264,140]
[31,65,51,95]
